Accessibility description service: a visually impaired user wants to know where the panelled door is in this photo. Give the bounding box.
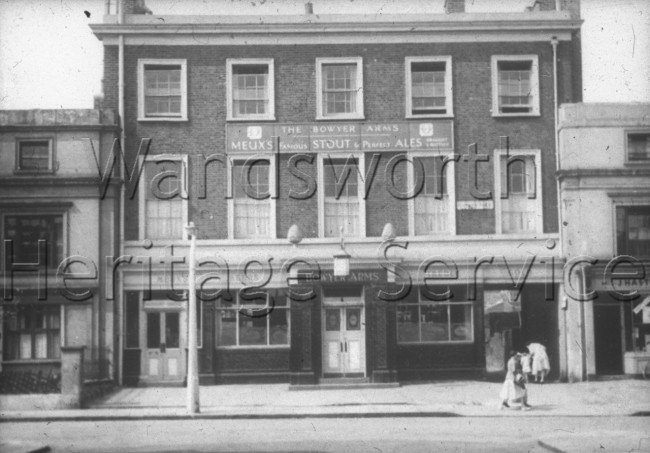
[144,311,184,382]
[322,305,366,377]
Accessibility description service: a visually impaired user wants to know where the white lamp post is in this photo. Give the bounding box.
[186,222,200,414]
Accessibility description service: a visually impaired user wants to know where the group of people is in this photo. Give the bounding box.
[499,342,551,411]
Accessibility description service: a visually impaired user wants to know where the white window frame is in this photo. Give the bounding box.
[138,154,189,241]
[227,155,277,240]
[317,153,366,238]
[15,137,55,173]
[137,59,188,121]
[491,55,540,117]
[405,56,453,119]
[1,210,68,271]
[226,58,275,121]
[407,152,457,237]
[493,149,543,235]
[215,290,290,349]
[316,57,364,120]
[396,290,474,345]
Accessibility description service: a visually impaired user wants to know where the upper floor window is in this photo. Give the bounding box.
[138,59,188,121]
[627,132,650,162]
[319,155,365,238]
[229,158,275,239]
[495,150,542,234]
[139,156,188,240]
[492,55,540,117]
[616,205,650,259]
[405,56,453,118]
[3,213,64,269]
[316,57,364,120]
[227,59,275,121]
[16,139,53,173]
[409,155,456,236]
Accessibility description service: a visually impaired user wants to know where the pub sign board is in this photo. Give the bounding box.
[227,121,454,154]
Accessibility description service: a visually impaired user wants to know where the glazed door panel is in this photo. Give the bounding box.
[321,305,366,377]
[143,311,184,382]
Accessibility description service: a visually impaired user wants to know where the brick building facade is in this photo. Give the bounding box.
[91,0,582,386]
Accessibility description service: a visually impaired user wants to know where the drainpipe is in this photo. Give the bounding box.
[116,0,126,386]
[580,265,588,380]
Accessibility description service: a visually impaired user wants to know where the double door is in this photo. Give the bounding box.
[322,306,365,377]
[144,311,184,383]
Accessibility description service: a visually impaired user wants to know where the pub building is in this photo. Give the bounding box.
[91,0,582,386]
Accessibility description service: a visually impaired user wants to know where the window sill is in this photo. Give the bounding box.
[397,341,474,346]
[12,170,55,176]
[2,359,61,364]
[227,116,276,122]
[406,114,454,120]
[316,114,365,121]
[492,112,540,118]
[138,117,188,122]
[215,345,290,350]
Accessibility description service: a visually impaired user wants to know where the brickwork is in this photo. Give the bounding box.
[102,39,578,240]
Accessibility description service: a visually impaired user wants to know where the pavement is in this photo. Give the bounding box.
[1,379,649,422]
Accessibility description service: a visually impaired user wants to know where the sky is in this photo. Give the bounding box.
[0,0,648,109]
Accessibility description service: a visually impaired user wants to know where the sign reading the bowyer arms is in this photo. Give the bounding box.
[226,121,453,153]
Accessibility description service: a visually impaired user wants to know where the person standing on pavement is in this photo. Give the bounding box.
[527,342,551,383]
[499,351,531,410]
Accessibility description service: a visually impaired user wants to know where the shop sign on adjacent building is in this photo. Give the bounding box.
[226,121,453,154]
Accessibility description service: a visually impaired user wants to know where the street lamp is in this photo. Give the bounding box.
[333,226,350,277]
[186,222,200,414]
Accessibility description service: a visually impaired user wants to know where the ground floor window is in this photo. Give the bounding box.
[3,305,60,360]
[216,289,289,347]
[397,288,473,343]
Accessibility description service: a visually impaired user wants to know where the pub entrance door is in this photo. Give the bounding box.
[322,294,366,378]
[141,302,186,384]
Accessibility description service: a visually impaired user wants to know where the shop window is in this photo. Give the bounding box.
[405,56,453,117]
[3,305,60,360]
[140,156,187,240]
[627,132,650,162]
[3,213,64,269]
[138,59,187,121]
[491,55,539,116]
[397,289,473,344]
[216,289,289,347]
[320,155,364,238]
[227,59,275,120]
[229,158,275,239]
[410,156,455,235]
[495,151,542,234]
[316,57,364,120]
[16,139,54,173]
[616,205,650,258]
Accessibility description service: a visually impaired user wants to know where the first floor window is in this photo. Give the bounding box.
[142,159,186,240]
[616,205,650,259]
[216,289,289,347]
[627,132,650,162]
[413,157,452,235]
[3,305,61,360]
[3,213,64,268]
[232,159,272,239]
[16,139,53,172]
[498,153,539,234]
[397,289,473,343]
[323,157,361,237]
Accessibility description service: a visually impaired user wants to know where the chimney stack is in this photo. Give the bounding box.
[444,0,465,14]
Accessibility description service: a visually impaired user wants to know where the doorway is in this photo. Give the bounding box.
[142,310,185,383]
[321,293,366,378]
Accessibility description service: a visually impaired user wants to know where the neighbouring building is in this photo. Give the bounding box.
[0,109,121,395]
[558,103,650,381]
[90,0,582,386]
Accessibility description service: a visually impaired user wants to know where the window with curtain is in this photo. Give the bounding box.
[414,157,451,235]
[144,160,184,240]
[323,158,360,237]
[3,305,61,360]
[499,155,537,233]
[232,160,271,239]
